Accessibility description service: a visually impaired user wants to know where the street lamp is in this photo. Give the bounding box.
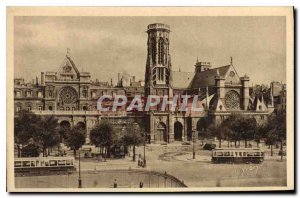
[143,131,147,168]
[78,149,82,188]
[192,130,196,159]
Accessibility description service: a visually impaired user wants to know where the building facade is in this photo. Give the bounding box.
[14,23,275,144]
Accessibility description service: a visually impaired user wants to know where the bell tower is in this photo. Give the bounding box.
[144,23,174,144]
[145,23,172,95]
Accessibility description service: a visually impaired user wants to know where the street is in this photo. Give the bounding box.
[15,143,287,188]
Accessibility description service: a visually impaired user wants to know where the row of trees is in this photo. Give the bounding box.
[206,109,286,157]
[15,110,60,157]
[15,110,145,160]
[90,121,145,161]
[15,110,86,157]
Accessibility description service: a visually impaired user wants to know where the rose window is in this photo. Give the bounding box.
[225,90,240,110]
[59,87,78,104]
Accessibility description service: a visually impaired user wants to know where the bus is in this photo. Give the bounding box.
[211,148,264,164]
[14,157,76,176]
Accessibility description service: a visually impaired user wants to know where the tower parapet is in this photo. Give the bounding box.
[195,60,211,73]
[147,23,170,32]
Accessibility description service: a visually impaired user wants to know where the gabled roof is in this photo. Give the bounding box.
[171,71,194,89]
[66,56,80,75]
[56,55,80,79]
[190,65,231,88]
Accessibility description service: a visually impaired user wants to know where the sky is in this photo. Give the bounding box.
[14,16,286,85]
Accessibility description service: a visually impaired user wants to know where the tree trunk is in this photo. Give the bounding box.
[73,149,76,157]
[132,145,136,161]
[245,139,247,148]
[280,139,283,162]
[234,141,237,147]
[228,140,230,148]
[257,141,259,148]
[270,144,273,156]
[104,147,107,161]
[218,139,221,148]
[103,147,106,161]
[238,140,240,147]
[17,145,21,158]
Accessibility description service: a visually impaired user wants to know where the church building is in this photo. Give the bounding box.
[14,23,275,144]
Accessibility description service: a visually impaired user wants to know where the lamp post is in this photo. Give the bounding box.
[143,131,147,168]
[192,130,196,159]
[78,149,82,188]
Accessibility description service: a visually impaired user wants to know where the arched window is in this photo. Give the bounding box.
[158,37,164,64]
[219,105,223,111]
[27,106,32,111]
[165,38,169,63]
[151,38,156,64]
[82,90,87,98]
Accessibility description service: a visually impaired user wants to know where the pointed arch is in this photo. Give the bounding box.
[151,37,156,64]
[158,37,165,64]
[156,122,167,142]
[174,121,183,141]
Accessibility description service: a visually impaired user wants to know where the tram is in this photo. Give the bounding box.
[14,157,76,176]
[211,148,264,164]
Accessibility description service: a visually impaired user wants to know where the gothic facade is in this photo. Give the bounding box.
[14,23,275,144]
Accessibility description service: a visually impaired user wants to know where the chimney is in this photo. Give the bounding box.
[41,72,45,85]
[36,76,38,85]
[133,76,136,82]
[111,78,113,86]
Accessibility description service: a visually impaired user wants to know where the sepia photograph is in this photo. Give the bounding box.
[6,7,294,192]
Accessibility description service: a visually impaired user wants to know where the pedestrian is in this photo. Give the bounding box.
[139,181,143,188]
[113,179,117,188]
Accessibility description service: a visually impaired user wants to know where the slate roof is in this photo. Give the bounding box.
[171,65,232,89]
[171,71,194,89]
[190,65,231,88]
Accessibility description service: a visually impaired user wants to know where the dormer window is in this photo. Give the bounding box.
[26,91,32,97]
[37,91,43,98]
[15,91,21,97]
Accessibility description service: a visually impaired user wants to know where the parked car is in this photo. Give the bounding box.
[278,150,286,156]
[203,143,216,150]
[182,141,191,145]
